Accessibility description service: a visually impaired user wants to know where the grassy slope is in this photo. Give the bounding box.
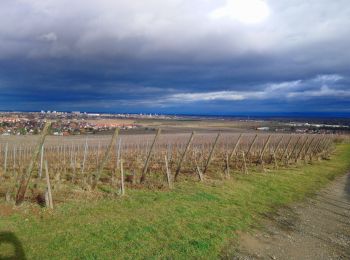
[1,144,350,259]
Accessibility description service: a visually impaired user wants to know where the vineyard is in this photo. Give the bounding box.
[0,123,334,207]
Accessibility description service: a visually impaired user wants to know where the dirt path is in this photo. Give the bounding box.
[233,172,350,260]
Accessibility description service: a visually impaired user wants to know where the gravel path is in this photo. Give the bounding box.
[234,172,350,260]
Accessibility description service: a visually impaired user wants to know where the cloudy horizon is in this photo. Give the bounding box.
[0,0,349,115]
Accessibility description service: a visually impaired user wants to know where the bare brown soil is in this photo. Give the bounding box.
[231,172,350,259]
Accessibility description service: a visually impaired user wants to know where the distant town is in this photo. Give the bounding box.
[0,111,349,136]
[0,111,177,136]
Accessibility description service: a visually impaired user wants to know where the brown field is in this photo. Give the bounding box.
[133,118,280,133]
[0,127,333,205]
[86,119,136,125]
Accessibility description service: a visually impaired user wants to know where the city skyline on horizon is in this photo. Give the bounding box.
[1,110,350,119]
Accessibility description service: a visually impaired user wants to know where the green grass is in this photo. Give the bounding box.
[1,144,350,259]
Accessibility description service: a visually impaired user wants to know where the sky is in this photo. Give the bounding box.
[0,0,349,115]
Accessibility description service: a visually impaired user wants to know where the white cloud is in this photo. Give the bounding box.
[313,74,343,83]
[38,32,58,42]
[287,85,350,98]
[163,74,348,103]
[167,91,263,102]
[265,80,302,91]
[210,0,270,24]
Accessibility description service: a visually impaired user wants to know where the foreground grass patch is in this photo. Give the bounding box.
[1,144,350,259]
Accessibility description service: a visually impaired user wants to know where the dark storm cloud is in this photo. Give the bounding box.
[0,0,349,113]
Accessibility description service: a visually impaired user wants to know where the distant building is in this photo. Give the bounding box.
[87,113,100,117]
[257,127,270,131]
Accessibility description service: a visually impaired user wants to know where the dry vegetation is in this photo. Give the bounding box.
[0,122,334,207]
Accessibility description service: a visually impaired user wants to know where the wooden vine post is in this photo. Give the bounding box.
[273,135,284,157]
[203,133,221,174]
[164,155,173,188]
[140,128,161,183]
[225,153,230,178]
[259,135,271,163]
[272,151,278,169]
[229,134,243,160]
[259,135,271,171]
[312,137,323,154]
[295,136,309,163]
[175,131,195,180]
[320,138,331,159]
[287,136,302,164]
[246,134,258,161]
[242,151,248,174]
[44,160,53,209]
[316,138,327,160]
[195,158,204,181]
[322,139,332,158]
[120,159,125,196]
[302,137,315,161]
[91,128,119,190]
[39,145,44,178]
[81,138,88,175]
[4,143,8,176]
[312,137,325,161]
[281,136,293,160]
[271,135,284,167]
[15,122,51,205]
